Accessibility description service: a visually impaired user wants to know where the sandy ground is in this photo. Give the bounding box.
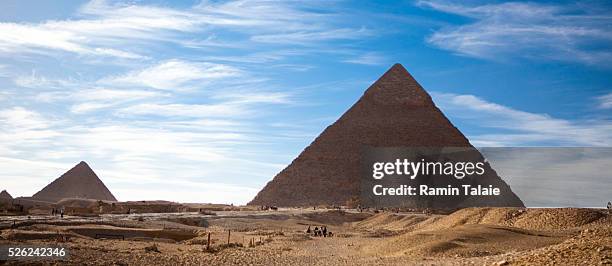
[1,208,610,265]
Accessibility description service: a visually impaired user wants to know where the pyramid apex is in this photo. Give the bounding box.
[76,161,92,168]
[390,63,406,70]
[385,63,409,75]
[376,63,415,84]
[360,63,431,107]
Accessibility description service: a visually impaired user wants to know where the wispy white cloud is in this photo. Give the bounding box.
[117,103,247,118]
[343,52,387,66]
[212,91,293,105]
[0,22,147,59]
[30,87,169,113]
[37,87,165,101]
[0,108,60,156]
[77,88,166,102]
[597,92,612,109]
[203,50,306,64]
[0,0,369,59]
[417,1,612,66]
[251,27,371,45]
[70,102,115,114]
[433,92,612,146]
[0,0,202,58]
[116,89,293,118]
[179,35,246,49]
[100,60,242,90]
[13,70,77,89]
[0,107,51,130]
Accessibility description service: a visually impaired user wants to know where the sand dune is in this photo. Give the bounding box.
[412,207,607,231]
[365,224,567,257]
[354,207,607,232]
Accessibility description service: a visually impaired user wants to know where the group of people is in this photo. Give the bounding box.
[51,208,64,218]
[306,225,333,237]
[260,205,279,211]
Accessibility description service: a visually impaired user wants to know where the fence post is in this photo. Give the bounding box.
[227,230,231,245]
[206,232,211,250]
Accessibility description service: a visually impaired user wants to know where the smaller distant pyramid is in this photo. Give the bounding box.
[0,190,13,202]
[31,161,117,202]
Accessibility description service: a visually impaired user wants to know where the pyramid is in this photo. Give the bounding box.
[249,64,524,208]
[31,161,117,202]
[0,190,12,199]
[0,190,13,203]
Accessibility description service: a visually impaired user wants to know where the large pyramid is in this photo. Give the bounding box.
[31,161,117,202]
[249,64,524,208]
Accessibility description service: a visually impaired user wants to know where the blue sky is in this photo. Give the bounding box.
[0,0,611,204]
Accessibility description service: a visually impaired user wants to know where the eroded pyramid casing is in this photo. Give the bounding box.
[249,64,524,207]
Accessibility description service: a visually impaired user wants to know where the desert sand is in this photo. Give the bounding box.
[1,207,610,265]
